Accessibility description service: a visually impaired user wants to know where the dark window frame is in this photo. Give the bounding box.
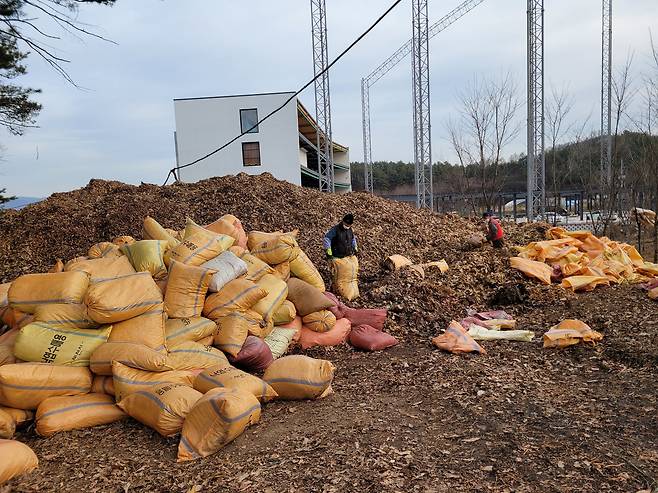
[240,108,259,134]
[242,141,261,167]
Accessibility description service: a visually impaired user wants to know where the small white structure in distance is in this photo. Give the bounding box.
[173,91,351,192]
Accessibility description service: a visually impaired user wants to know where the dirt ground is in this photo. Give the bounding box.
[1,175,657,492]
[6,285,657,493]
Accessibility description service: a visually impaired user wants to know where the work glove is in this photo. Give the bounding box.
[325,248,333,260]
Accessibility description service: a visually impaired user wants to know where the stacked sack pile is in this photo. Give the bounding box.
[510,227,658,292]
[0,213,392,483]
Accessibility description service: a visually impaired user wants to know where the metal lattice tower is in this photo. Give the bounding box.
[526,0,545,221]
[310,0,334,192]
[361,78,374,193]
[601,0,612,193]
[361,0,485,194]
[412,0,433,209]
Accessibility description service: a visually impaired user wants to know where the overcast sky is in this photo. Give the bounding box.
[1,0,657,197]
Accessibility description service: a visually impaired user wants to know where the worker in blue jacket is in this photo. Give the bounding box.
[324,213,358,259]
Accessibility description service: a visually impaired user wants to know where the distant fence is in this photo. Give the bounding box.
[378,189,655,220]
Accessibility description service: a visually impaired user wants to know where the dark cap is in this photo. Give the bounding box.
[342,213,354,225]
[482,210,493,218]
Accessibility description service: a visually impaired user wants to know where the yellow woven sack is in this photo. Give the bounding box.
[219,214,247,248]
[251,234,301,265]
[166,341,229,370]
[263,355,334,400]
[509,257,553,285]
[0,345,14,366]
[0,363,92,410]
[90,342,170,376]
[164,261,216,318]
[247,230,297,250]
[117,382,202,437]
[0,406,33,427]
[36,393,126,437]
[253,274,288,327]
[87,242,122,259]
[8,271,90,314]
[107,304,166,351]
[14,323,112,366]
[264,327,297,359]
[330,256,360,301]
[143,216,180,247]
[112,236,135,246]
[65,256,136,280]
[63,256,88,271]
[111,361,196,402]
[204,217,240,243]
[213,311,262,356]
[91,375,115,396]
[120,240,168,279]
[85,273,163,324]
[165,317,217,347]
[272,262,290,282]
[177,388,261,462]
[143,217,181,267]
[0,408,14,438]
[182,217,213,239]
[290,250,325,291]
[203,279,267,320]
[33,303,98,330]
[273,300,296,326]
[302,310,336,333]
[0,439,38,484]
[238,251,276,282]
[48,259,64,273]
[194,364,277,402]
[197,335,214,345]
[170,229,234,267]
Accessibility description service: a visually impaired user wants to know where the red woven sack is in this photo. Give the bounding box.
[348,325,398,351]
[227,336,273,373]
[343,307,387,330]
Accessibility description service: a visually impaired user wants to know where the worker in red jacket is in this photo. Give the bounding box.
[483,210,504,249]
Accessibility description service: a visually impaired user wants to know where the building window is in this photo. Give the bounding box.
[242,142,261,166]
[240,108,259,134]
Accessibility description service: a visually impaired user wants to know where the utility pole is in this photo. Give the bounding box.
[412,0,433,209]
[310,0,334,192]
[526,0,545,221]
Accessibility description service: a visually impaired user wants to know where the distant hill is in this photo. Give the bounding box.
[1,197,43,210]
[351,131,658,196]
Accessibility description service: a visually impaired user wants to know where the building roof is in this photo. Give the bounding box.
[296,100,348,153]
[173,91,296,102]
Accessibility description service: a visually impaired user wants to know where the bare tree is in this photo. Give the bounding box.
[600,52,637,234]
[446,117,477,215]
[626,32,658,260]
[447,73,522,212]
[545,85,575,223]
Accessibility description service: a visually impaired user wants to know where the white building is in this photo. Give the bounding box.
[173,91,351,192]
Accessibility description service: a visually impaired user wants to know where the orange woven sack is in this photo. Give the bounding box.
[432,321,486,355]
[300,317,351,349]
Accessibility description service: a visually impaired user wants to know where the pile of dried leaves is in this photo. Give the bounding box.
[2,174,656,493]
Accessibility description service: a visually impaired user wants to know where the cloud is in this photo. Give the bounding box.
[1,0,657,196]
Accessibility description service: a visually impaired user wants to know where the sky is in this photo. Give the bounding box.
[1,0,657,197]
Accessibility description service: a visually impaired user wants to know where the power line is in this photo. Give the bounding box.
[163,0,404,186]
